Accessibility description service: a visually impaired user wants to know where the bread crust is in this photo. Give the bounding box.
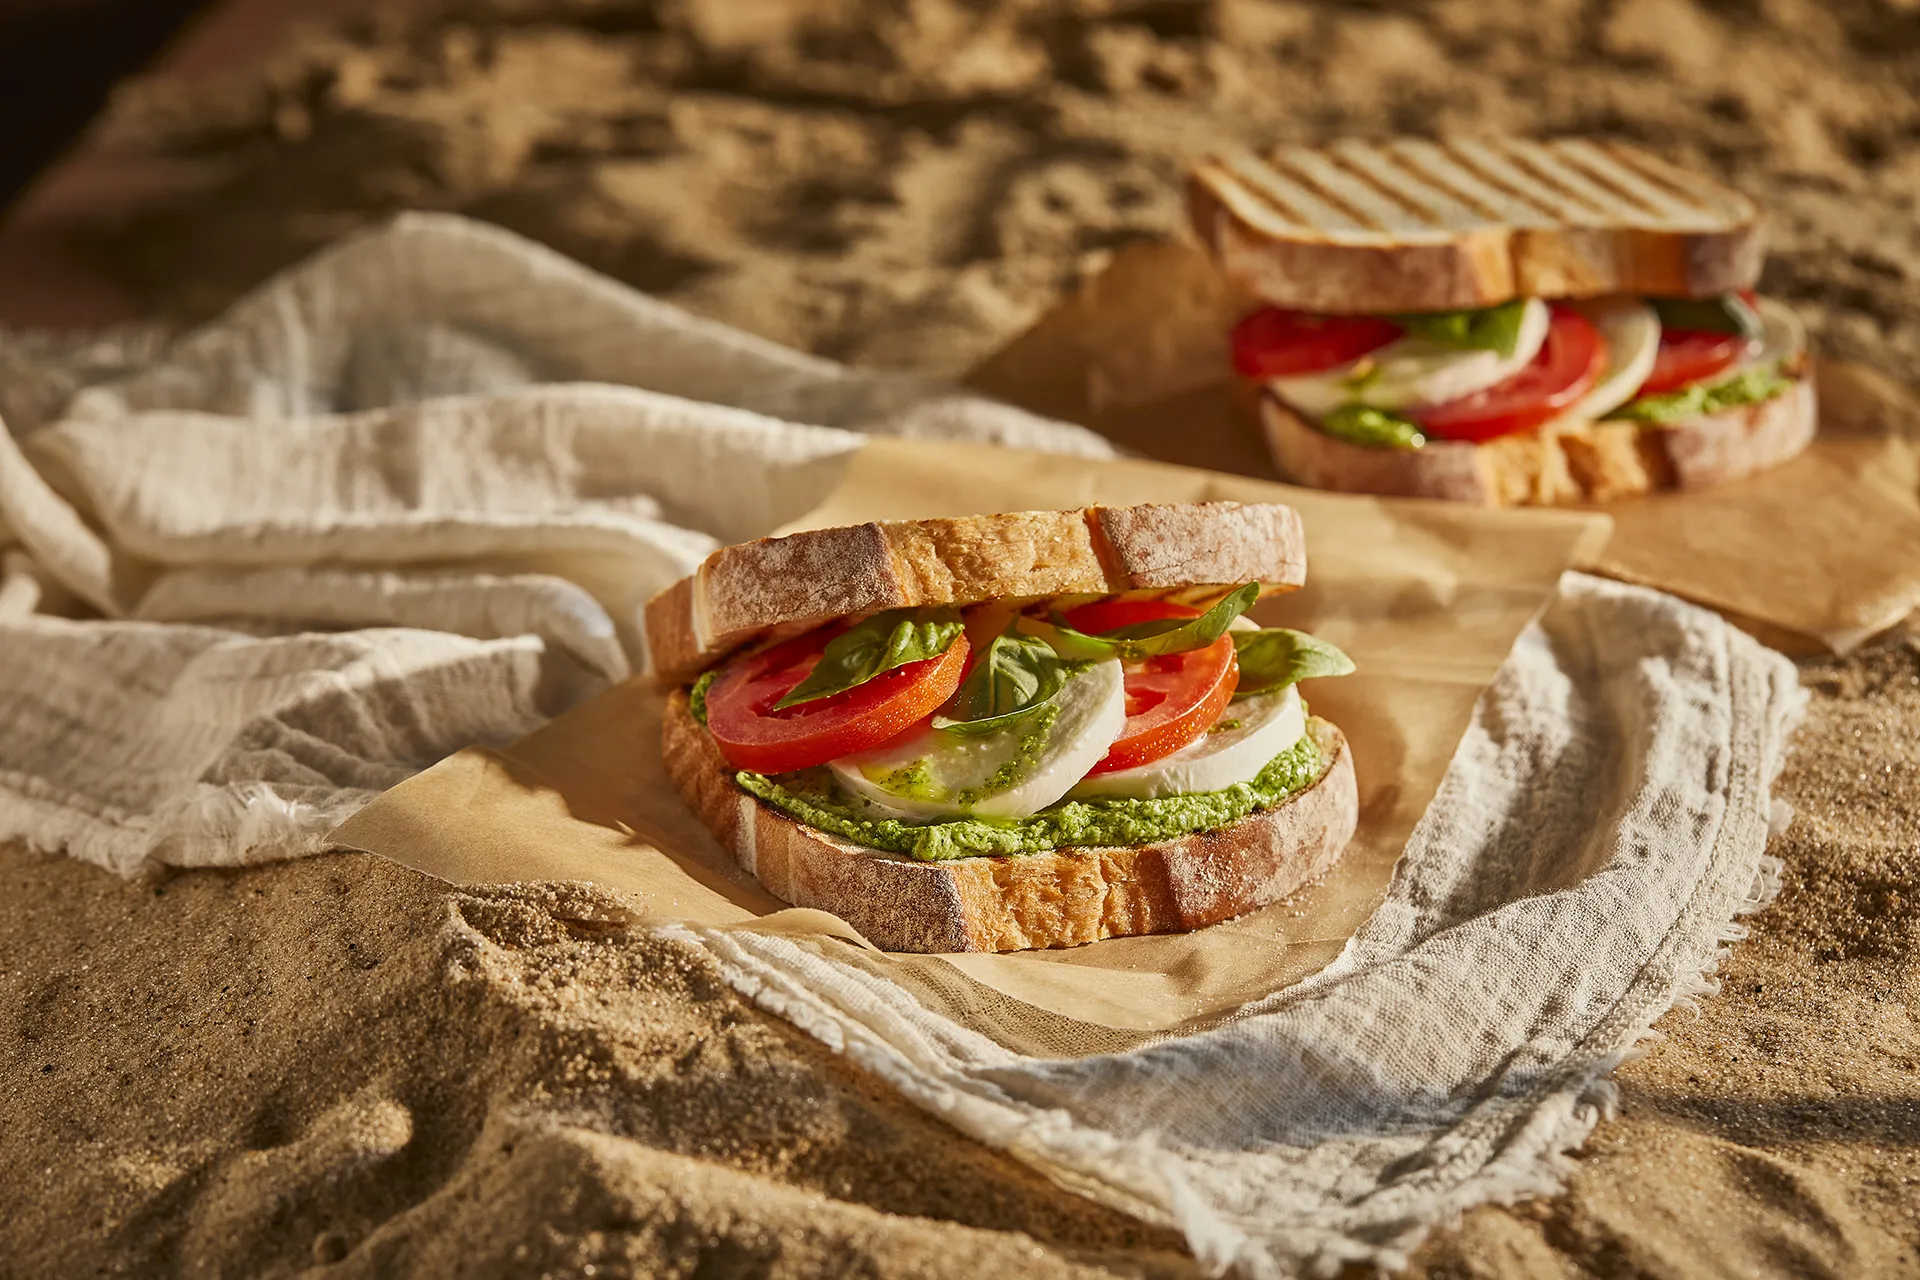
[1188,140,1765,313]
[662,691,1358,954]
[645,501,1307,684]
[1260,379,1816,507]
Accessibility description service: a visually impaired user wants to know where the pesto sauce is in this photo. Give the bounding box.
[737,729,1327,863]
[688,670,718,726]
[1316,403,1426,450]
[1606,361,1795,425]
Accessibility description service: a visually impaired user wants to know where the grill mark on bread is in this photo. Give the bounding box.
[1265,148,1389,232]
[1278,147,1439,234]
[1221,150,1367,236]
[1600,141,1751,219]
[1553,139,1704,225]
[1446,138,1601,223]
[1396,138,1561,225]
[1496,139,1641,223]
[1194,139,1758,243]
[1323,143,1469,230]
[1191,137,1763,311]
[1374,139,1506,224]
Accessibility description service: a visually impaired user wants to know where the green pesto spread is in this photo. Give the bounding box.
[1607,361,1795,425]
[736,729,1326,862]
[688,669,717,725]
[1317,403,1426,450]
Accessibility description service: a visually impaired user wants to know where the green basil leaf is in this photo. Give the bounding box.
[773,607,964,709]
[1232,628,1356,698]
[1318,403,1426,450]
[1028,583,1262,662]
[1393,298,1531,358]
[1647,293,1763,341]
[1101,582,1261,651]
[934,626,1073,735]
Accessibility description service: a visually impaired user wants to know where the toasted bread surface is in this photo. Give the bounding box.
[661,691,1358,954]
[645,501,1307,683]
[1260,378,1815,507]
[1190,138,1764,312]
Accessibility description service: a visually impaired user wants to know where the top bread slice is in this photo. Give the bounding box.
[645,501,1306,683]
[1189,137,1764,313]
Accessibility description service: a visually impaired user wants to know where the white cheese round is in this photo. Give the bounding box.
[1067,686,1305,801]
[1269,299,1550,417]
[828,658,1126,821]
[1562,297,1661,422]
[1742,295,1806,378]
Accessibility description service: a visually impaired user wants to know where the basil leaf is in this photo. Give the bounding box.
[773,607,964,709]
[1393,298,1531,358]
[934,626,1073,735]
[1102,582,1261,650]
[1232,628,1356,698]
[1030,583,1262,662]
[1648,293,1763,340]
[1318,403,1426,450]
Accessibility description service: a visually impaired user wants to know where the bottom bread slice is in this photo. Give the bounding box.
[1262,378,1816,507]
[662,690,1359,954]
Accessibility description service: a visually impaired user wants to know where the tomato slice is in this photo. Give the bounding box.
[1411,305,1606,444]
[1060,599,1239,776]
[1232,307,1402,379]
[703,625,969,774]
[1639,328,1755,396]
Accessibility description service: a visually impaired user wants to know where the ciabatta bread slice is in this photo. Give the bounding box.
[645,501,1306,683]
[662,690,1358,954]
[1189,138,1764,313]
[1261,377,1816,507]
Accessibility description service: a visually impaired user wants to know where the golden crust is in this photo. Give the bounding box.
[644,501,1308,684]
[1188,139,1765,312]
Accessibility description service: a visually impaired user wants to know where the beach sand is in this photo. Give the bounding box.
[4,1,1919,1275]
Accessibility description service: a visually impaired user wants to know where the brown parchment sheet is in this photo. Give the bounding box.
[332,438,1605,1051]
[969,241,1920,654]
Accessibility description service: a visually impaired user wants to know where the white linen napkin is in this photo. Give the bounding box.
[0,213,1801,1276]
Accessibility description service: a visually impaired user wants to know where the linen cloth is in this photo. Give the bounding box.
[0,213,1803,1276]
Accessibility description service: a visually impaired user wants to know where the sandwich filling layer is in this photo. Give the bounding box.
[684,587,1353,863]
[736,723,1325,862]
[1235,292,1805,452]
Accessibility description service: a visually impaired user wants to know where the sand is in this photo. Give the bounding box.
[5,0,1920,1276]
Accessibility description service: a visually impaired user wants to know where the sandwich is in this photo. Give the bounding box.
[644,502,1358,954]
[1187,137,1816,506]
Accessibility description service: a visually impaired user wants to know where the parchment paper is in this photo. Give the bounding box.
[970,241,1920,654]
[332,438,1606,1050]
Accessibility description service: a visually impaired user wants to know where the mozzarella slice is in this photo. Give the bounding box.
[1562,297,1660,422]
[1742,295,1806,377]
[1068,686,1305,801]
[1269,299,1550,417]
[829,659,1126,821]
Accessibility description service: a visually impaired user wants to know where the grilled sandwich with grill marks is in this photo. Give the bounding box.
[1188,137,1814,507]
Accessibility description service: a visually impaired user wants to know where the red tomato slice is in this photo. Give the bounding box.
[1411,305,1606,444]
[704,625,969,774]
[1060,599,1240,775]
[1639,329,1755,396]
[1232,307,1402,378]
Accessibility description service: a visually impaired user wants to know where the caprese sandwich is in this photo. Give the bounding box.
[645,501,1359,954]
[1189,137,1817,506]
